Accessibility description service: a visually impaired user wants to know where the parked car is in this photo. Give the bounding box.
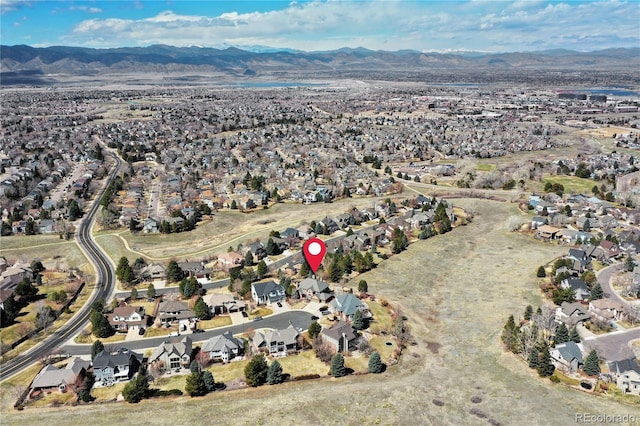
[169,331,180,337]
[253,316,263,322]
[193,328,204,333]
[277,302,283,307]
[138,328,145,336]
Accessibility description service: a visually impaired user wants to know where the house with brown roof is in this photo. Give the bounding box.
[29,357,90,396]
[589,299,626,323]
[252,324,300,356]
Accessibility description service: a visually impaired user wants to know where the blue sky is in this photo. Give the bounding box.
[1,1,639,52]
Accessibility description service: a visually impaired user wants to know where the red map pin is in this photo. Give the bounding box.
[303,237,327,274]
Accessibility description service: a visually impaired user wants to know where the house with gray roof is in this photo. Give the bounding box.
[93,348,142,386]
[329,293,369,320]
[555,301,590,326]
[30,357,90,395]
[251,280,286,305]
[560,278,590,302]
[550,341,584,373]
[157,301,197,331]
[148,336,192,371]
[322,320,357,353]
[202,331,243,363]
[609,358,640,395]
[252,324,299,356]
[298,278,334,302]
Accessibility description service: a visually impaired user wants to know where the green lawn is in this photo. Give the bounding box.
[476,163,496,172]
[361,300,393,334]
[541,175,598,195]
[207,359,249,384]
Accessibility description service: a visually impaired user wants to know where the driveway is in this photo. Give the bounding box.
[584,327,640,361]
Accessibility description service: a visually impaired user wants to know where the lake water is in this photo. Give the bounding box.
[218,82,327,88]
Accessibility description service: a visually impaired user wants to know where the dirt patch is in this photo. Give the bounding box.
[432,399,445,407]
[471,396,482,404]
[426,341,441,354]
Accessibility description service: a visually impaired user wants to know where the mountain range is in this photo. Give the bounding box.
[1,44,638,85]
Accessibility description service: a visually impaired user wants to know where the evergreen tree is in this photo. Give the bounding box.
[130,287,138,300]
[330,353,346,378]
[185,372,207,396]
[569,327,581,343]
[147,283,156,299]
[590,282,603,300]
[308,320,322,339]
[190,360,201,373]
[91,311,114,338]
[528,346,539,369]
[501,315,521,353]
[554,323,569,344]
[391,228,408,254]
[300,259,311,278]
[244,251,254,267]
[1,294,20,323]
[256,260,268,279]
[583,350,601,376]
[536,266,546,278]
[352,309,366,330]
[524,305,533,321]
[122,373,149,403]
[267,359,284,385]
[244,354,268,387]
[202,371,215,392]
[368,351,384,374]
[357,279,368,293]
[166,260,183,282]
[91,340,104,361]
[265,238,278,256]
[193,297,211,320]
[536,345,555,377]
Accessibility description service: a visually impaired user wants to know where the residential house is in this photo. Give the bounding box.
[139,263,166,281]
[37,219,56,234]
[202,331,243,362]
[143,218,160,233]
[30,358,90,395]
[216,252,244,271]
[537,225,560,241]
[203,293,247,315]
[298,278,334,302]
[609,358,640,395]
[319,217,339,234]
[322,320,357,353]
[242,241,267,263]
[93,348,142,386]
[555,301,590,326]
[560,278,591,301]
[589,299,626,323]
[251,280,286,305]
[252,324,300,356]
[599,240,621,259]
[157,301,197,331]
[148,336,193,370]
[550,341,584,374]
[329,293,369,320]
[107,305,147,332]
[178,261,210,280]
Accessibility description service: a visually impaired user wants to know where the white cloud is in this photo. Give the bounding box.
[69,5,103,14]
[59,0,639,52]
[0,0,30,15]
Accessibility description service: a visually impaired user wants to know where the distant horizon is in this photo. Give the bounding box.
[2,43,638,56]
[1,1,638,53]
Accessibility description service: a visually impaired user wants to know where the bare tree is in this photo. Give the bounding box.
[35,301,55,331]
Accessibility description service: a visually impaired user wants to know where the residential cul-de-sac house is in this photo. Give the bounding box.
[93,348,142,387]
[550,341,584,374]
[203,293,247,315]
[202,331,243,363]
[560,278,590,302]
[30,357,90,396]
[156,301,197,331]
[609,358,640,395]
[252,324,300,356]
[251,281,286,305]
[107,305,147,332]
[322,320,357,353]
[298,278,334,302]
[148,336,192,371]
[555,301,590,327]
[329,293,369,321]
[589,299,626,323]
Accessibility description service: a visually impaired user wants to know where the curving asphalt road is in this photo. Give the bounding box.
[62,309,313,356]
[0,153,122,381]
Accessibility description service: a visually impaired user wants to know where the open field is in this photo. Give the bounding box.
[109,193,414,262]
[541,175,598,195]
[0,236,93,275]
[4,199,637,425]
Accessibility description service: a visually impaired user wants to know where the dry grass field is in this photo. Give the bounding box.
[3,199,638,425]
